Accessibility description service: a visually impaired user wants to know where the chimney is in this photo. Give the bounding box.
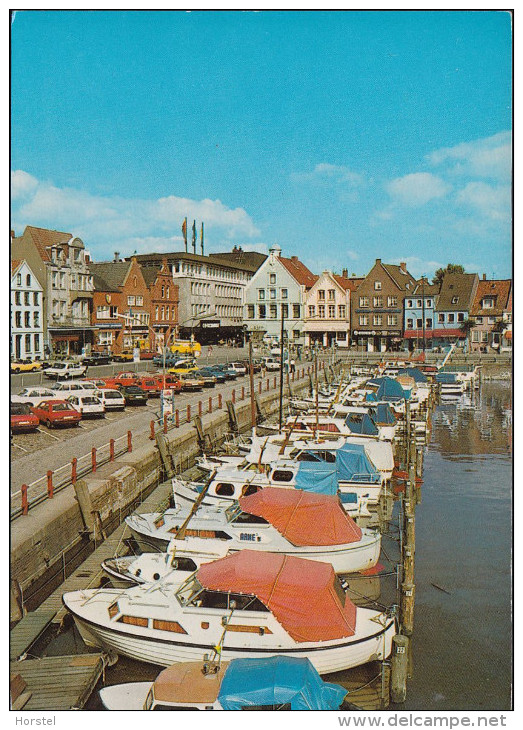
[376,258,381,265]
[291,256,299,263]
[483,273,486,280]
[10,230,15,241]
[85,253,90,263]
[400,262,407,273]
[342,268,348,278]
[113,251,120,262]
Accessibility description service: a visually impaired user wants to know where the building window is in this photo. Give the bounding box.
[282,304,289,319]
[136,296,143,306]
[26,274,31,286]
[24,312,31,327]
[438,313,445,323]
[247,305,255,319]
[293,304,300,319]
[373,314,382,326]
[281,288,288,299]
[15,311,21,327]
[388,296,398,307]
[258,305,266,319]
[407,300,413,308]
[388,315,397,326]
[426,318,432,329]
[270,289,276,299]
[482,298,494,308]
[488,316,496,324]
[448,313,455,323]
[417,299,422,307]
[99,331,114,346]
[476,316,483,324]
[336,331,347,341]
[338,305,346,318]
[407,318,414,329]
[34,334,40,352]
[269,273,276,284]
[451,296,459,304]
[481,331,489,343]
[426,299,432,308]
[359,315,368,326]
[374,281,382,290]
[318,305,325,318]
[308,305,316,317]
[33,312,39,327]
[328,305,335,318]
[373,296,383,307]
[270,304,278,319]
[16,273,22,285]
[328,289,335,300]
[416,318,422,328]
[127,296,136,306]
[458,312,465,322]
[472,331,480,342]
[34,292,39,306]
[258,289,265,300]
[15,291,21,305]
[359,296,369,307]
[24,291,30,306]
[25,334,31,352]
[318,290,325,300]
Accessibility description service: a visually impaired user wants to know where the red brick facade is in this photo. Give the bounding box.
[144,259,179,349]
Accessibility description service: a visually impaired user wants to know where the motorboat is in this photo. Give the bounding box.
[99,655,349,710]
[63,550,396,674]
[124,488,382,574]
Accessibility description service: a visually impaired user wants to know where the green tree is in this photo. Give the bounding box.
[432,264,465,285]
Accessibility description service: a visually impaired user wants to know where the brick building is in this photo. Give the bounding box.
[141,259,179,350]
[432,272,479,349]
[469,276,511,353]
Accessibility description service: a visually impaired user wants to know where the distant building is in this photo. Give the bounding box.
[403,278,441,352]
[11,258,44,360]
[352,259,416,352]
[469,276,511,353]
[303,270,357,348]
[141,259,179,351]
[432,272,479,350]
[11,226,95,357]
[244,245,317,346]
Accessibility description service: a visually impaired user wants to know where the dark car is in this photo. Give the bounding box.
[118,385,148,405]
[10,403,40,433]
[212,364,237,380]
[82,352,112,366]
[198,367,226,384]
[193,369,217,387]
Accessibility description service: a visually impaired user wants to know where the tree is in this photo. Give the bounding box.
[432,264,465,285]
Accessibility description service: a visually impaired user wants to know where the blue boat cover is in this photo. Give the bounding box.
[344,411,379,436]
[217,656,347,710]
[335,442,381,483]
[376,377,410,401]
[397,367,428,383]
[371,403,397,426]
[295,461,339,495]
[435,372,458,384]
[365,391,378,402]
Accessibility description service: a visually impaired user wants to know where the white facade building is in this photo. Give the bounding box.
[244,245,317,345]
[303,271,354,348]
[11,259,44,360]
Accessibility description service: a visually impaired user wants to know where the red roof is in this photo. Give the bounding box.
[279,256,318,288]
[17,226,73,263]
[11,259,21,275]
[333,275,359,292]
[197,551,357,642]
[470,279,512,316]
[239,488,362,546]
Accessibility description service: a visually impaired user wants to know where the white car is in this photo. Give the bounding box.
[45,362,88,380]
[263,357,281,371]
[49,381,101,397]
[227,361,247,375]
[98,389,126,411]
[11,387,59,407]
[66,394,105,418]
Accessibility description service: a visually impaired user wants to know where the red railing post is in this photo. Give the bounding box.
[47,470,53,499]
[273,376,277,388]
[218,393,222,409]
[208,396,213,414]
[163,413,168,434]
[109,439,115,462]
[241,386,245,400]
[266,378,270,391]
[127,430,132,453]
[258,381,262,395]
[187,404,191,423]
[71,457,77,485]
[231,389,236,404]
[21,484,28,515]
[175,409,180,428]
[92,447,97,473]
[150,420,155,440]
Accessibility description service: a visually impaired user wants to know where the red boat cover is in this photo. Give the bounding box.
[197,550,357,643]
[238,488,362,547]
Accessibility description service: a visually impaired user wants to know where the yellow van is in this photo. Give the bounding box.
[169,340,201,357]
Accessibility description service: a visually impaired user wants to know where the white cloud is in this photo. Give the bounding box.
[11,171,260,257]
[428,131,512,182]
[291,163,363,187]
[385,173,451,207]
[455,182,511,221]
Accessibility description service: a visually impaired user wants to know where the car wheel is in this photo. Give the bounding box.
[13,368,20,374]
[46,419,52,429]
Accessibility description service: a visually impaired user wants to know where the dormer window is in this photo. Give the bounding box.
[452,296,459,304]
[482,297,494,308]
[374,281,382,290]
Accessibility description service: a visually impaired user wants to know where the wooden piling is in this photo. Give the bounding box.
[390,635,409,703]
[73,480,95,536]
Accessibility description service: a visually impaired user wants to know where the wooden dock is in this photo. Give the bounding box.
[334,661,391,711]
[10,611,57,662]
[10,654,106,710]
[33,477,174,624]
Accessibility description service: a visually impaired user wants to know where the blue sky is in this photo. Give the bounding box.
[11,10,512,279]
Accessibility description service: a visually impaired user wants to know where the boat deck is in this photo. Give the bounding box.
[10,654,106,710]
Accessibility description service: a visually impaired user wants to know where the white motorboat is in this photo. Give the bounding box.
[63,550,396,674]
[125,488,382,573]
[99,655,349,710]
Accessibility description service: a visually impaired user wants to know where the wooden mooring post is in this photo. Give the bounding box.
[390,635,409,703]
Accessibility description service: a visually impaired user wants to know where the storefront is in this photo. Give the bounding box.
[352,329,403,353]
[48,327,96,357]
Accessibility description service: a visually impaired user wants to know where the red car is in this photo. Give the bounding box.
[152,373,183,393]
[31,400,82,428]
[101,372,140,389]
[139,350,156,361]
[11,403,40,433]
[134,377,162,397]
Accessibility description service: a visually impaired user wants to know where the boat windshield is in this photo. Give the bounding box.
[225,504,242,523]
[176,575,205,607]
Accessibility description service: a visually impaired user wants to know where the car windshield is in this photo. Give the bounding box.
[51,363,66,368]
[82,397,100,404]
[11,403,31,415]
[105,392,121,399]
[51,403,74,412]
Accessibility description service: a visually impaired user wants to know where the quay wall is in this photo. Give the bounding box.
[11,381,309,616]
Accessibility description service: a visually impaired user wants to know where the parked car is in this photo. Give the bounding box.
[168,361,199,375]
[82,378,112,389]
[133,377,162,397]
[81,352,112,366]
[227,361,247,376]
[10,403,40,433]
[212,364,238,380]
[66,394,105,418]
[112,350,135,362]
[193,369,217,387]
[151,373,183,393]
[97,389,126,411]
[44,362,88,380]
[118,385,149,406]
[263,357,281,371]
[49,381,101,397]
[139,350,156,361]
[102,373,140,389]
[178,372,205,391]
[11,359,43,374]
[11,387,59,407]
[197,367,226,384]
[31,400,82,428]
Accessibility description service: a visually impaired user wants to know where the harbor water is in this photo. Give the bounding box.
[44,380,512,711]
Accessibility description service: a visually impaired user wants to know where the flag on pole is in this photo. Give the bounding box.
[200,222,204,256]
[192,220,197,253]
[181,218,187,252]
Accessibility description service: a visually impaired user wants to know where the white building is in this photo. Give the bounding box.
[244,245,317,345]
[11,259,44,360]
[303,270,355,348]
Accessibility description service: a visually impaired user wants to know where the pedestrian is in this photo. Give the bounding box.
[290,358,296,374]
[208,345,213,357]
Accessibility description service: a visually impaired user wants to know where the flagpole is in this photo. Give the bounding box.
[200,222,204,256]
